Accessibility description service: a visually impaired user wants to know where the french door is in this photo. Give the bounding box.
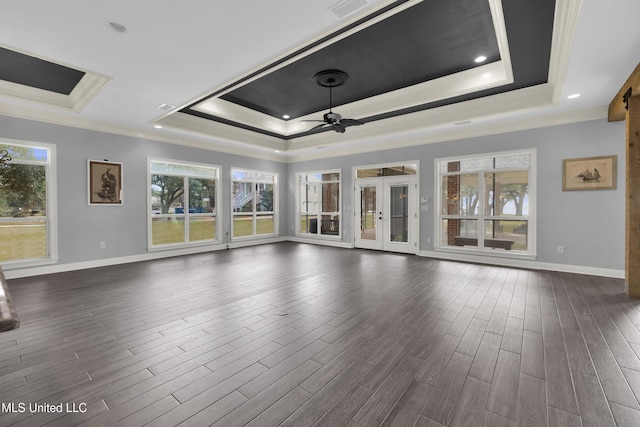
[355,176,417,254]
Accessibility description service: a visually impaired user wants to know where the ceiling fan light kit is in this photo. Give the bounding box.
[304,69,364,134]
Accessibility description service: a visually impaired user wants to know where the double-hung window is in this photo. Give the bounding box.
[0,140,56,266]
[232,169,277,239]
[436,150,535,257]
[149,159,219,248]
[297,170,341,237]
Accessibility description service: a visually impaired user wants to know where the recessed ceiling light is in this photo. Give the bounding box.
[274,150,280,153]
[567,93,581,99]
[282,115,290,120]
[107,21,127,33]
[474,55,487,63]
[154,125,163,129]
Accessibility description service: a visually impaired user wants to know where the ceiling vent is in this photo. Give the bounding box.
[329,0,368,19]
[156,103,176,111]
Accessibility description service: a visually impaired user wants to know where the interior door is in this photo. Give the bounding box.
[355,176,417,253]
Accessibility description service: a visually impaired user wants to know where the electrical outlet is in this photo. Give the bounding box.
[556,245,564,254]
[100,242,106,249]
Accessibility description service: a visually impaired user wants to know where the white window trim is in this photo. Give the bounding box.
[296,169,342,240]
[434,148,536,260]
[147,157,221,251]
[0,138,58,269]
[230,167,279,241]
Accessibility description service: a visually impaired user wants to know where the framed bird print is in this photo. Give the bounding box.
[88,160,123,205]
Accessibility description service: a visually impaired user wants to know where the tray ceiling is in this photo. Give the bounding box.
[168,0,554,140]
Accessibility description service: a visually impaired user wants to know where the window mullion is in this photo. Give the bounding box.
[477,171,485,249]
[318,184,323,235]
[253,182,257,236]
[184,176,190,242]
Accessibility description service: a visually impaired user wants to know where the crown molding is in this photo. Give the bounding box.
[0,102,287,162]
[548,0,582,103]
[0,95,608,166]
[286,104,608,162]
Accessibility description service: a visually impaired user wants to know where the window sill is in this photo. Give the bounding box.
[295,233,342,240]
[231,234,279,242]
[148,239,222,252]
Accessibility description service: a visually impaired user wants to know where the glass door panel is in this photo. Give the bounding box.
[361,186,377,241]
[389,185,409,243]
[355,180,382,250]
[382,177,416,254]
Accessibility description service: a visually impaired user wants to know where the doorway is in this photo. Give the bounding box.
[355,175,418,254]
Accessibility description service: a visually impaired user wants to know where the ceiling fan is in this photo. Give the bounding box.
[304,70,363,134]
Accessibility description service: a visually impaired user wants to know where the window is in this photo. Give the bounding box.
[0,140,56,266]
[297,170,341,237]
[436,150,535,257]
[149,159,219,248]
[232,169,277,239]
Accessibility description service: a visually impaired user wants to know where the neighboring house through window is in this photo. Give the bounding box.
[232,169,277,239]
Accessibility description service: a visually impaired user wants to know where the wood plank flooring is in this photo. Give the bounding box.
[1,242,639,426]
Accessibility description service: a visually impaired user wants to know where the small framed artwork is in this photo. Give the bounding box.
[88,160,123,205]
[562,155,617,191]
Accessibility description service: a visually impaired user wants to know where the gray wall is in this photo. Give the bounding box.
[287,119,626,271]
[1,114,626,273]
[0,115,287,266]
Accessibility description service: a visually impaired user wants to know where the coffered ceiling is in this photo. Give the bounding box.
[0,0,639,161]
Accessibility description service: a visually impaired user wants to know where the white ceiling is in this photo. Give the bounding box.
[1,0,639,162]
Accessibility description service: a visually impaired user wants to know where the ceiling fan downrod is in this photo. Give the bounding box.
[306,69,363,133]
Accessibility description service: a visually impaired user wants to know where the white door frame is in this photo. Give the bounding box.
[353,161,419,254]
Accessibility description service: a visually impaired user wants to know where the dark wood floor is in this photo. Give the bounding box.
[1,242,640,426]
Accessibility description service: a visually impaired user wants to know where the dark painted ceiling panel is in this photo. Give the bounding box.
[220,0,500,119]
[0,47,85,95]
[355,0,557,126]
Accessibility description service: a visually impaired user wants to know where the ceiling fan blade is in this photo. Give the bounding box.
[341,118,364,127]
[309,123,329,131]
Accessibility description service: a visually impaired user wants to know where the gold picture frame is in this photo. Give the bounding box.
[562,155,617,191]
[88,160,123,205]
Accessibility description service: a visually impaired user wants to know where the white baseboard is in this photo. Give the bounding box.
[418,250,625,279]
[3,238,623,280]
[4,237,287,279]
